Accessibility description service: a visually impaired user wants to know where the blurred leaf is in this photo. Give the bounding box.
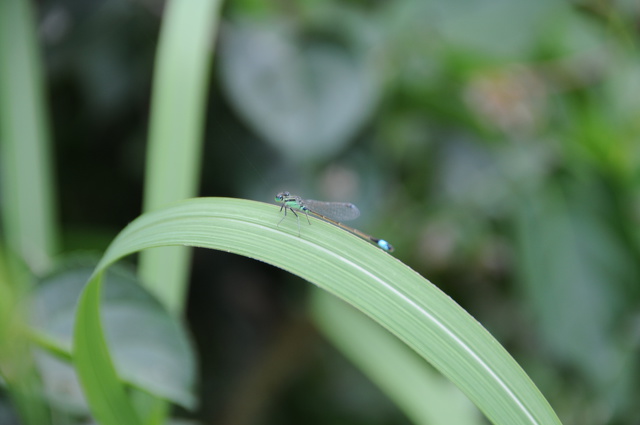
[311,289,482,425]
[382,0,574,63]
[603,57,640,130]
[0,0,59,273]
[514,186,634,414]
[30,264,197,412]
[433,0,570,59]
[0,250,50,425]
[141,0,223,316]
[566,57,640,182]
[219,21,380,162]
[75,197,561,425]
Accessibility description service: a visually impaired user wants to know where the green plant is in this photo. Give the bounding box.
[6,0,639,424]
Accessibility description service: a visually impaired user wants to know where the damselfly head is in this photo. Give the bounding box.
[275,191,290,202]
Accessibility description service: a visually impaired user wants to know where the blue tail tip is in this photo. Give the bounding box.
[377,239,394,252]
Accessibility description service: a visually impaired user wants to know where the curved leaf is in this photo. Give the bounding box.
[74,197,561,425]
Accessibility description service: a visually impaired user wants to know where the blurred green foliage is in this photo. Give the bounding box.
[1,0,640,424]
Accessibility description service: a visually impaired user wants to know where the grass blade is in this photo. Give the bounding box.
[74,271,142,425]
[0,251,50,425]
[311,289,482,425]
[0,0,58,273]
[75,197,561,425]
[140,0,223,315]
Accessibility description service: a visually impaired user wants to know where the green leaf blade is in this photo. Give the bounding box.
[140,0,223,315]
[77,197,561,425]
[0,0,59,273]
[74,272,143,425]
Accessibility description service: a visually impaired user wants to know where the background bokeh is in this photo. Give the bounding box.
[5,0,640,424]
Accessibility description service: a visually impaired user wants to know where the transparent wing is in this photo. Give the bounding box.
[303,199,361,221]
